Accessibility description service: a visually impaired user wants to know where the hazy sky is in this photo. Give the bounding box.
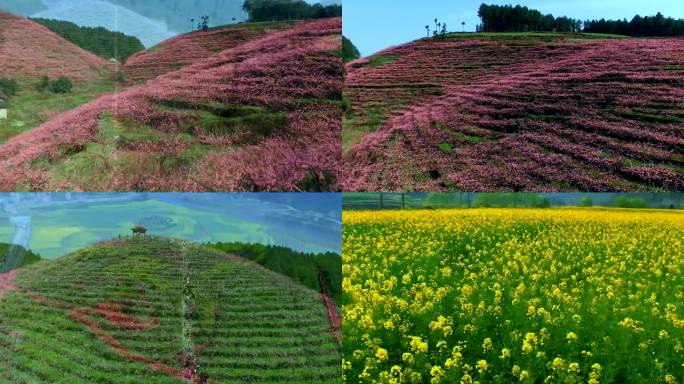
[0,193,341,258]
[344,0,684,56]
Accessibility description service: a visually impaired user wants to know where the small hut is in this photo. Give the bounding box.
[131,225,147,236]
[0,89,7,120]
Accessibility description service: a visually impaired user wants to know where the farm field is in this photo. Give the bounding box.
[0,236,341,383]
[0,16,342,192]
[343,33,684,192]
[342,208,684,383]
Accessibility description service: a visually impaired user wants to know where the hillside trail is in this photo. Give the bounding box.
[319,271,341,343]
[342,40,618,190]
[0,269,17,299]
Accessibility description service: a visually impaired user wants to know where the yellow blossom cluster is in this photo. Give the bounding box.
[342,208,684,383]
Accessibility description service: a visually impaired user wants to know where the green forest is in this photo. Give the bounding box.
[343,36,360,62]
[476,3,684,36]
[243,0,342,22]
[31,18,145,61]
[584,13,684,36]
[0,243,41,270]
[477,4,582,33]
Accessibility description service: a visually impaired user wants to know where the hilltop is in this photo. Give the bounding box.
[0,236,340,383]
[0,12,112,81]
[0,18,342,192]
[125,20,297,83]
[343,33,684,192]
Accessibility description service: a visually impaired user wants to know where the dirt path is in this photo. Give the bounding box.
[0,269,17,299]
[319,271,341,343]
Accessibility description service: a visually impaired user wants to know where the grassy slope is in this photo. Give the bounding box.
[442,31,627,41]
[0,13,118,144]
[0,78,118,144]
[0,236,340,383]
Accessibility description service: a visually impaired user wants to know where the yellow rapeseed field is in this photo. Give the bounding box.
[342,208,684,384]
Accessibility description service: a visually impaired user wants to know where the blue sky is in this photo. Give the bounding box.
[344,0,684,56]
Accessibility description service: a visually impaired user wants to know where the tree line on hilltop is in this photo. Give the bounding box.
[477,4,582,33]
[31,18,145,61]
[243,0,341,22]
[477,3,684,36]
[584,13,684,37]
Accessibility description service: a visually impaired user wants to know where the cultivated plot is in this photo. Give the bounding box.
[343,208,684,383]
[0,237,341,383]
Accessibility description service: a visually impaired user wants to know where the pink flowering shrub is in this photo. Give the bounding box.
[344,37,684,191]
[124,22,294,82]
[0,18,342,191]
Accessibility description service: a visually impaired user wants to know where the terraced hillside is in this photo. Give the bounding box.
[0,237,340,383]
[0,18,342,191]
[125,21,296,83]
[343,33,684,192]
